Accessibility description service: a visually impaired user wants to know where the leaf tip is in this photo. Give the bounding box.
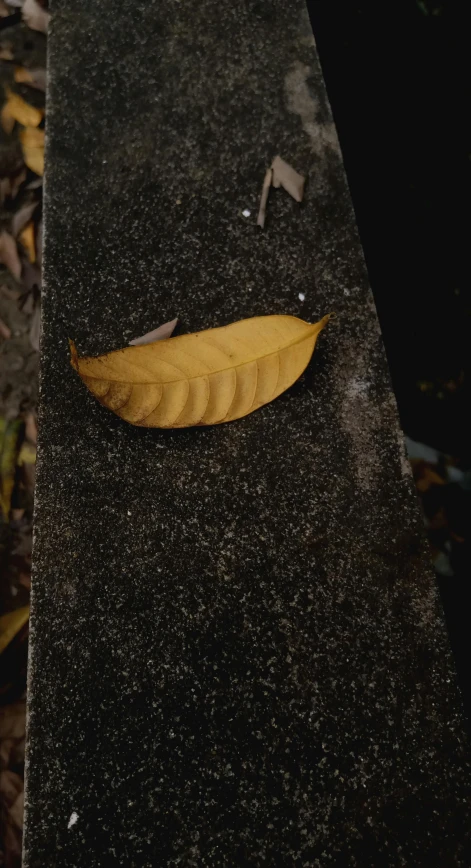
[69,338,79,371]
[309,312,334,339]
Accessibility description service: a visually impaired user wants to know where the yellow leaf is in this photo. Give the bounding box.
[0,607,29,655]
[20,126,44,176]
[71,314,330,428]
[19,220,36,262]
[3,89,43,127]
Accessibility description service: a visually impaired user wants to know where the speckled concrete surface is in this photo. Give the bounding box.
[23,1,471,865]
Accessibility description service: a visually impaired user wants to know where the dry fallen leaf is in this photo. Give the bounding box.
[0,738,14,770]
[0,316,11,340]
[11,200,38,237]
[22,0,50,32]
[14,65,47,92]
[71,314,330,428]
[129,317,178,346]
[25,411,37,445]
[0,701,25,742]
[0,230,22,280]
[9,790,24,830]
[0,417,22,519]
[0,45,14,61]
[257,156,306,228]
[29,299,40,351]
[0,770,22,808]
[0,283,21,301]
[1,101,15,135]
[2,821,22,868]
[36,217,42,265]
[19,220,35,262]
[10,167,27,200]
[0,607,30,655]
[26,176,43,190]
[2,89,44,128]
[20,125,44,175]
[21,259,41,292]
[0,177,9,204]
[14,66,33,84]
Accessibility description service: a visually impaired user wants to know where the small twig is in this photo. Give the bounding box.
[257,168,273,229]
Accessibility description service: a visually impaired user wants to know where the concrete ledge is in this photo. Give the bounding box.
[24,1,471,864]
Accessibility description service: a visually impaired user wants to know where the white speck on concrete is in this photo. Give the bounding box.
[242,209,251,218]
[127,510,132,516]
[68,812,79,829]
[396,430,413,479]
[346,376,369,398]
[298,293,305,301]
[344,288,351,296]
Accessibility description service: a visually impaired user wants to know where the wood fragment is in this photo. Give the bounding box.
[271,155,305,203]
[257,168,273,229]
[257,156,306,228]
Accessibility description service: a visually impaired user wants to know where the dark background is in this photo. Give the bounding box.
[306,0,471,720]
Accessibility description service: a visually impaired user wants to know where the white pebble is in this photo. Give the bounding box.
[68,812,79,830]
[298,293,305,302]
[242,209,251,218]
